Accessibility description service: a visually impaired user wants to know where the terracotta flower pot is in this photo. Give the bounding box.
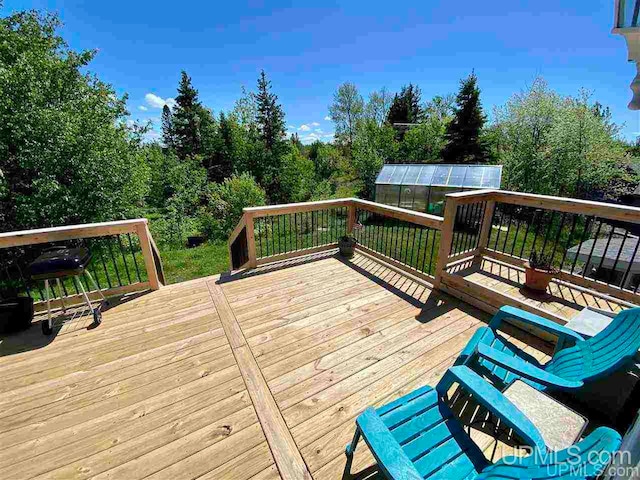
[524,262,554,292]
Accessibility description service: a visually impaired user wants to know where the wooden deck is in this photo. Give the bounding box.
[449,257,631,321]
[0,252,552,480]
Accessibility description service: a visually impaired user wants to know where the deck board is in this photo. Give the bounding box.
[1,253,553,479]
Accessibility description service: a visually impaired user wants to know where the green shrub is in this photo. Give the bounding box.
[199,173,266,240]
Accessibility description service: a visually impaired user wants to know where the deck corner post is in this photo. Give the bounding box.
[434,197,458,289]
[137,220,161,290]
[245,212,257,269]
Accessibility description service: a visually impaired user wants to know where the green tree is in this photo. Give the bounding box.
[365,87,393,126]
[442,72,489,163]
[161,105,175,149]
[351,120,398,199]
[279,146,316,202]
[172,71,205,159]
[254,70,288,200]
[329,82,364,149]
[200,173,266,239]
[0,11,149,231]
[494,78,628,197]
[386,84,423,125]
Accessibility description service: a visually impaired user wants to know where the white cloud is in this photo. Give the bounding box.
[145,93,176,110]
[287,124,295,129]
[299,131,335,145]
[138,105,148,111]
[324,116,331,121]
[314,128,323,133]
[298,124,311,131]
[311,122,320,127]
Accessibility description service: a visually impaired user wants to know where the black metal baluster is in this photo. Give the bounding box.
[609,229,629,287]
[126,233,142,283]
[501,205,514,253]
[549,213,567,264]
[420,228,430,272]
[540,211,556,256]
[14,264,33,299]
[493,204,505,250]
[595,223,615,279]
[529,210,543,257]
[570,216,593,275]
[393,219,400,260]
[107,236,123,287]
[428,229,437,274]
[97,238,113,289]
[559,214,579,272]
[509,210,521,256]
[277,215,282,254]
[583,219,603,278]
[464,203,478,252]
[621,234,640,290]
[116,235,132,284]
[258,219,264,257]
[414,226,423,269]
[518,209,533,258]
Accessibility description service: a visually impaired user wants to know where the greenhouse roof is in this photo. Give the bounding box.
[375,164,502,188]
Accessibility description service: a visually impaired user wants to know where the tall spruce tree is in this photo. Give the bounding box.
[161,105,174,149]
[172,71,203,159]
[254,70,287,200]
[255,70,286,151]
[442,72,489,163]
[386,84,423,125]
[209,112,234,183]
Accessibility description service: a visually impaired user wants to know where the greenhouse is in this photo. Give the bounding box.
[374,164,503,215]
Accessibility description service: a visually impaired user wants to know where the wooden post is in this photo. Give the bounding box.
[245,212,257,268]
[433,197,458,289]
[137,221,161,290]
[476,199,496,263]
[347,202,356,234]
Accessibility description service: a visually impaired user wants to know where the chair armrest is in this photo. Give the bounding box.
[489,306,585,343]
[436,366,546,451]
[356,408,423,480]
[475,344,583,389]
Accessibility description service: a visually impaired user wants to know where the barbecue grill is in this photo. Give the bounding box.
[29,246,105,334]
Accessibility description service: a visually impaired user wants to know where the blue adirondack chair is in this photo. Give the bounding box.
[455,305,640,391]
[344,366,621,480]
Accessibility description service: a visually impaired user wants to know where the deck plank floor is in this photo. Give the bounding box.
[1,252,553,479]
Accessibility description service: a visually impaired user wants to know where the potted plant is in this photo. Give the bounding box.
[339,223,362,258]
[524,250,558,292]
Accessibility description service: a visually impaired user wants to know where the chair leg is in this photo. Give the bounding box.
[55,278,67,313]
[342,427,361,479]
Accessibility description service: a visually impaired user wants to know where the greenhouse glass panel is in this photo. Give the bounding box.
[376,165,396,184]
[402,165,422,185]
[431,165,451,186]
[388,165,409,184]
[463,166,485,188]
[428,187,448,215]
[447,166,467,187]
[400,186,416,209]
[481,166,502,188]
[380,185,401,206]
[417,165,436,185]
[413,186,429,213]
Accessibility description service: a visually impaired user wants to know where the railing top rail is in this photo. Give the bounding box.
[243,198,352,217]
[0,218,148,249]
[351,198,444,229]
[491,190,640,223]
[444,189,498,204]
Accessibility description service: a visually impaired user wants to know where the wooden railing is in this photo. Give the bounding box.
[0,219,164,310]
[229,191,640,308]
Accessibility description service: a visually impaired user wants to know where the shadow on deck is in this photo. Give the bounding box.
[0,252,555,480]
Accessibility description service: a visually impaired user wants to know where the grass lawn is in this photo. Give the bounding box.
[159,241,229,284]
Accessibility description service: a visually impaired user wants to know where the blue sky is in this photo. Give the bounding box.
[4,0,640,143]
